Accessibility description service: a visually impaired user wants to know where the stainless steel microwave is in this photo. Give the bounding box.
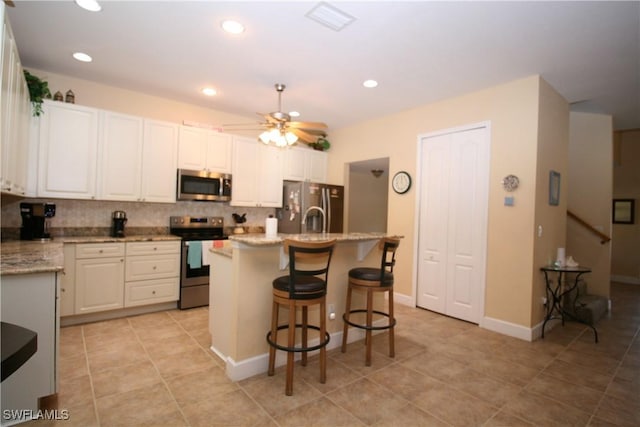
[177,169,232,202]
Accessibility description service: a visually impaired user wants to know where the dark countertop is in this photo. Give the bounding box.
[1,321,37,382]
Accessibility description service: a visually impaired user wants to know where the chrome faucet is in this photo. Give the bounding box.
[301,206,326,233]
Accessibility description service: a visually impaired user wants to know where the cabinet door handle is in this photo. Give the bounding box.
[152,266,157,270]
[99,249,104,253]
[152,291,156,295]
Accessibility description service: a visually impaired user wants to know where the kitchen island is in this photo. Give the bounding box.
[208,232,396,381]
[1,241,64,426]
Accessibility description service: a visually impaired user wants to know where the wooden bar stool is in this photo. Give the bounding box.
[266,239,336,396]
[341,237,400,366]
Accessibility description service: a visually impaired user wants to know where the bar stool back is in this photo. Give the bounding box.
[266,239,336,395]
[341,237,400,366]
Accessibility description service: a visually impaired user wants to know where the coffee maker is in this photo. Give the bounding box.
[111,210,127,237]
[20,202,56,240]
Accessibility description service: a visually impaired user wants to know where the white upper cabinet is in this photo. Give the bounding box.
[98,113,177,203]
[283,146,327,183]
[140,119,178,202]
[1,13,31,196]
[98,111,144,201]
[231,137,283,207]
[178,126,232,173]
[38,100,99,199]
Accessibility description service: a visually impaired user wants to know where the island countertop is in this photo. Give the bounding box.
[1,241,65,276]
[227,232,390,246]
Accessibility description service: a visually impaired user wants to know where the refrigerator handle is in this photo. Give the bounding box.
[325,188,331,233]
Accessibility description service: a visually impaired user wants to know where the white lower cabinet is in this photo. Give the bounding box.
[65,240,180,317]
[124,241,180,307]
[74,243,125,314]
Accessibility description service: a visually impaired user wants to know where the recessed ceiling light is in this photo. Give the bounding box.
[73,52,93,62]
[202,87,217,96]
[289,111,300,117]
[75,0,101,12]
[221,20,245,34]
[363,79,378,88]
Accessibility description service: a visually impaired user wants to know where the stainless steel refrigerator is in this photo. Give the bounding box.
[276,181,344,234]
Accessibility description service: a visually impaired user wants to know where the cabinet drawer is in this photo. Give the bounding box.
[76,243,125,259]
[124,277,179,307]
[125,254,179,281]
[126,241,180,256]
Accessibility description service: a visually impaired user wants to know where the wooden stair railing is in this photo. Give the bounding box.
[567,210,611,244]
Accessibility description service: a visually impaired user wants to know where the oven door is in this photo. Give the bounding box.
[179,240,211,309]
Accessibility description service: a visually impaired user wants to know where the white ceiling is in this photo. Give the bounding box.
[7,1,640,132]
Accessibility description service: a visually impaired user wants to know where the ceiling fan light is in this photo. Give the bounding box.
[285,131,298,145]
[259,132,271,144]
[276,134,288,147]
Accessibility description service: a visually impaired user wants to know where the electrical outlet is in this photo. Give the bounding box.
[328,304,336,320]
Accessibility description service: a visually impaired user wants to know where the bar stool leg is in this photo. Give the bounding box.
[388,288,395,358]
[341,285,353,352]
[301,306,308,366]
[319,300,327,384]
[286,300,296,396]
[365,289,373,366]
[268,301,278,376]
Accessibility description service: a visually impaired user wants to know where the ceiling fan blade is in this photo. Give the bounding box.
[4,1,15,7]
[222,121,268,127]
[290,128,320,144]
[293,128,326,136]
[288,121,328,129]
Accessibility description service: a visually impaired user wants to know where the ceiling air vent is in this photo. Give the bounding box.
[305,2,355,31]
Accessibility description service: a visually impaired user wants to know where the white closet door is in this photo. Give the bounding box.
[417,125,489,324]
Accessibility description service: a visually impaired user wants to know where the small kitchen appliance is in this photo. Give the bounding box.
[170,216,227,309]
[110,210,127,237]
[20,202,56,240]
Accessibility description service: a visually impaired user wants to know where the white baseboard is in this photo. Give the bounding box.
[481,315,537,342]
[611,275,640,285]
[60,301,177,326]
[215,323,381,382]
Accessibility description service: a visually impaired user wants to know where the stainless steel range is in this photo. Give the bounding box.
[170,216,227,309]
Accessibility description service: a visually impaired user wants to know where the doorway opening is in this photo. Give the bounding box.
[346,158,389,233]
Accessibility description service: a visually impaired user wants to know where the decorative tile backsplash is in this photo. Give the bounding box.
[1,197,274,237]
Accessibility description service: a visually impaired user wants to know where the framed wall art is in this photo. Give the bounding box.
[549,170,560,206]
[613,199,635,224]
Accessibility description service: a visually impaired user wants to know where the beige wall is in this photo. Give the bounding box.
[567,112,613,297]
[328,75,568,330]
[347,169,388,233]
[612,129,640,282]
[28,68,257,136]
[531,79,571,324]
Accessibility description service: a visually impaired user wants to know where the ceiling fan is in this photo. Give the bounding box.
[223,84,328,147]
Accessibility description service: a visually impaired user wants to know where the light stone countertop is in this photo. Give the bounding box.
[227,232,391,246]
[55,235,182,244]
[1,241,65,276]
[1,235,182,276]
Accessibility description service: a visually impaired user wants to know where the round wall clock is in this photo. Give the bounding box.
[392,171,412,194]
[502,174,520,192]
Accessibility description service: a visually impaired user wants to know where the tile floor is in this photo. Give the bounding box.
[26,282,639,427]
